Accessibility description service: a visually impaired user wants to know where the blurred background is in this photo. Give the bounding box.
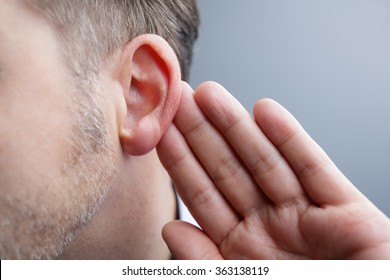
[190,0,390,216]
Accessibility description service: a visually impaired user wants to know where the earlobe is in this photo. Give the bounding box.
[117,34,182,156]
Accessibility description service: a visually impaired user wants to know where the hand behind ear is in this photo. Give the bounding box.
[157,81,390,259]
[116,34,182,156]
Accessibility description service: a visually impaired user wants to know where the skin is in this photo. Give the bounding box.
[0,0,93,258]
[2,0,389,260]
[157,82,390,259]
[0,0,179,259]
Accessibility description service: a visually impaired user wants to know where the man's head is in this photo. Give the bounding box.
[0,0,198,259]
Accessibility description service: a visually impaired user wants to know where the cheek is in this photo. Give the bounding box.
[0,124,65,191]
[0,82,72,186]
[0,78,81,257]
[0,91,77,255]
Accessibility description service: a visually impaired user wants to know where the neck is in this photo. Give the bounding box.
[58,150,176,259]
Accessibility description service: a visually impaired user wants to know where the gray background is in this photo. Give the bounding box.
[190,0,390,216]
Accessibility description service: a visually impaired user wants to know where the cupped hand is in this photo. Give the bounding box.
[157,81,390,259]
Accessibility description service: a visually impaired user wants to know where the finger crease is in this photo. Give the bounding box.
[165,152,189,173]
[221,111,247,135]
[210,156,241,185]
[248,151,282,179]
[180,118,205,138]
[185,184,215,211]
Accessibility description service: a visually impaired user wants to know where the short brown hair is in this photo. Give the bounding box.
[26,0,200,160]
[28,0,199,81]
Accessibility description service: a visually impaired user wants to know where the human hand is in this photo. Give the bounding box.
[157,81,390,259]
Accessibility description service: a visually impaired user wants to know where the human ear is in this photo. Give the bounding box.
[117,34,181,156]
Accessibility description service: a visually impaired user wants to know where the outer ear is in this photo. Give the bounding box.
[117,34,181,156]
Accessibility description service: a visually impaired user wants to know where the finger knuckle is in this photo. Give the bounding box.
[185,185,215,210]
[210,156,240,185]
[248,151,282,179]
[296,158,328,180]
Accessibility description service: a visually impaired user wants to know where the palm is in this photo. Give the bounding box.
[218,201,378,259]
[157,82,390,260]
[218,207,313,259]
